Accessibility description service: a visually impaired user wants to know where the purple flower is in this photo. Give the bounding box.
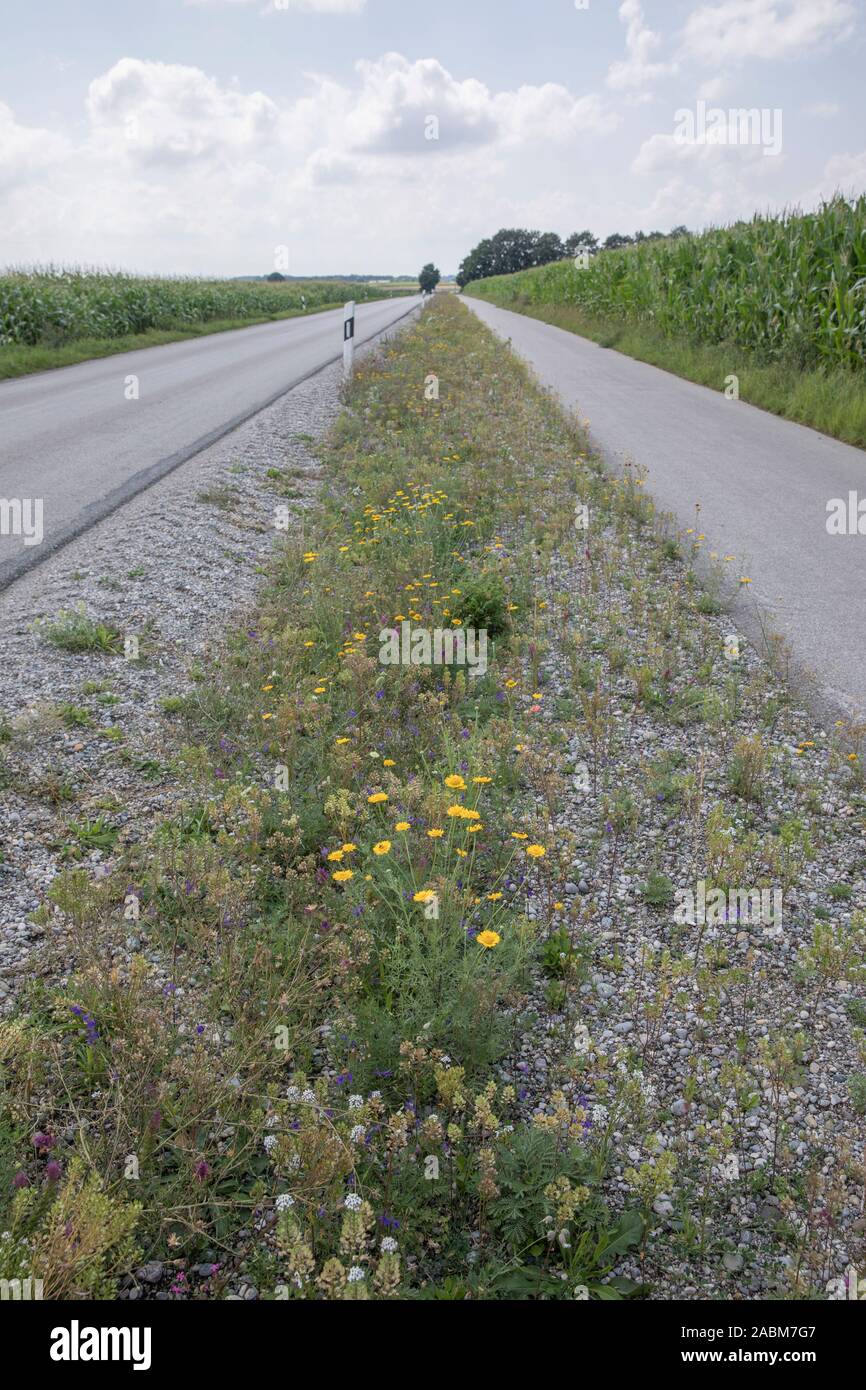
[32,1132,55,1152]
[194,1161,211,1183]
[12,1171,30,1189]
[45,1161,62,1182]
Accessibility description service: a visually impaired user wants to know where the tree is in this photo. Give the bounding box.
[457,228,569,286]
[419,263,441,293]
[265,271,286,281]
[531,232,565,266]
[564,230,599,258]
[603,233,634,250]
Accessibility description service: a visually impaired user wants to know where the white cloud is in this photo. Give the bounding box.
[818,148,866,192]
[681,0,855,64]
[607,0,678,95]
[86,59,281,166]
[632,130,786,175]
[803,100,840,118]
[697,75,729,100]
[333,54,618,157]
[185,0,366,11]
[0,53,620,274]
[0,102,69,195]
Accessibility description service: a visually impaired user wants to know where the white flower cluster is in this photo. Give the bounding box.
[347,1267,365,1283]
[348,1094,364,1110]
[350,1124,366,1143]
[276,1194,295,1211]
[380,1237,398,1255]
[344,1193,363,1212]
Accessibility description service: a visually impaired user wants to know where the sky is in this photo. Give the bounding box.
[1,0,864,277]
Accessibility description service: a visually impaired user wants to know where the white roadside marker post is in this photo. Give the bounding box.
[343,300,355,381]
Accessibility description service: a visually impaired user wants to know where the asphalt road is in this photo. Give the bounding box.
[466,296,866,726]
[0,294,421,588]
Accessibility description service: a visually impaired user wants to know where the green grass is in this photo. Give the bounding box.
[4,296,863,1303]
[39,607,122,654]
[466,195,866,448]
[0,268,412,380]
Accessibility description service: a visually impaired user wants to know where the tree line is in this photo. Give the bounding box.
[456,225,690,287]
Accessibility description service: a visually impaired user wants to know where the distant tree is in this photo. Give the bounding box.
[669,224,690,239]
[531,232,565,265]
[457,227,568,286]
[266,271,286,281]
[603,233,634,250]
[419,263,441,293]
[564,230,599,257]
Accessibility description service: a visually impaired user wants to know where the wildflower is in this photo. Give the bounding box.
[327,849,345,862]
[276,1194,295,1211]
[526,844,546,858]
[413,890,436,903]
[12,1171,29,1189]
[472,776,492,784]
[381,1236,398,1255]
[373,840,392,856]
[476,931,501,949]
[332,869,354,882]
[383,758,395,767]
[344,1194,363,1211]
[342,843,357,854]
[347,1267,365,1283]
[368,792,388,804]
[348,1094,364,1110]
[395,821,410,832]
[264,1135,278,1152]
[335,737,350,745]
[350,1125,366,1143]
[444,774,467,790]
[44,1161,63,1182]
[427,828,444,839]
[487,892,502,901]
[511,832,528,840]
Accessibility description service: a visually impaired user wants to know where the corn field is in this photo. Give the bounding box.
[0,267,408,348]
[467,196,866,371]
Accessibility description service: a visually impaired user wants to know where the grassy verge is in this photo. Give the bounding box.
[465,293,866,450]
[0,297,645,1301]
[3,297,865,1303]
[0,295,411,382]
